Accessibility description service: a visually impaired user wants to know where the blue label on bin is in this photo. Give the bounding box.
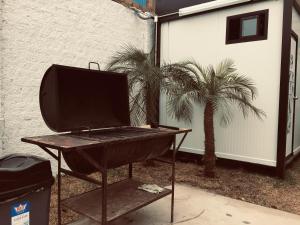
[11,201,30,225]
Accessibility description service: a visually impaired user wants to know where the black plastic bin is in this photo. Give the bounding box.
[0,154,54,225]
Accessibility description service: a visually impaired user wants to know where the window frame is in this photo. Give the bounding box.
[226,9,269,45]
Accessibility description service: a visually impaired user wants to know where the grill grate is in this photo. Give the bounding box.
[78,127,169,140]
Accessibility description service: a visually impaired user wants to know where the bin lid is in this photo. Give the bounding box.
[0,154,53,198]
[40,65,131,133]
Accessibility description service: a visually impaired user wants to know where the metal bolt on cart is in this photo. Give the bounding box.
[22,64,191,225]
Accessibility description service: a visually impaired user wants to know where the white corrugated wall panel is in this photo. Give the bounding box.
[292,8,300,155]
[160,0,284,166]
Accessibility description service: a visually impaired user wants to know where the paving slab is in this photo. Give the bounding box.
[70,184,300,225]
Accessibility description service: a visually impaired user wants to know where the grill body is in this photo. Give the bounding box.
[63,132,173,174]
[39,65,175,174]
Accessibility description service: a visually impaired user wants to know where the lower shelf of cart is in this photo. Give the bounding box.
[62,178,172,224]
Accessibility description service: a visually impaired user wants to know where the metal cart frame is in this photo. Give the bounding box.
[22,126,190,225]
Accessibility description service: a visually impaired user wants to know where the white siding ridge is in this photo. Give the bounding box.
[293,146,300,155]
[179,0,251,17]
[179,147,277,167]
[0,118,4,153]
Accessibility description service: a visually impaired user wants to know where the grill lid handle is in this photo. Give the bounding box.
[88,62,100,70]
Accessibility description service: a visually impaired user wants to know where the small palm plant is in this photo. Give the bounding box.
[106,45,184,126]
[164,59,266,177]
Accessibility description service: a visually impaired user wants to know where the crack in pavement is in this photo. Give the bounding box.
[173,210,206,224]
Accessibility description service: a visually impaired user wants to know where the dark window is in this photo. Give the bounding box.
[226,9,269,44]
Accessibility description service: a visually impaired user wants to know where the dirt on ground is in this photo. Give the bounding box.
[49,157,300,225]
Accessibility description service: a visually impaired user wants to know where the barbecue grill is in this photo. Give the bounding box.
[21,64,191,225]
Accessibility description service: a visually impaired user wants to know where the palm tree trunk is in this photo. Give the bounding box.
[145,88,152,125]
[144,88,156,167]
[145,88,158,127]
[203,101,216,177]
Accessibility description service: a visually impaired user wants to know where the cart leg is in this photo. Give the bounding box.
[102,169,108,225]
[129,163,133,178]
[171,137,176,223]
[58,150,62,225]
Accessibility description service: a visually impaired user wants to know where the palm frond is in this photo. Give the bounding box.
[129,89,146,125]
[167,91,195,123]
[215,58,236,78]
[220,74,258,98]
[215,97,234,126]
[222,92,266,120]
[162,61,208,100]
[107,47,265,127]
[106,45,148,72]
[107,45,191,125]
[163,58,266,126]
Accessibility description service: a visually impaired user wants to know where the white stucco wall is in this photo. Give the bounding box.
[292,7,300,156]
[0,0,152,171]
[0,0,4,153]
[160,0,284,166]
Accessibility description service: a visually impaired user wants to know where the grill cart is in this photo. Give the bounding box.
[21,64,191,225]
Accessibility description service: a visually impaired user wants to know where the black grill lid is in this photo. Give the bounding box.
[40,65,131,132]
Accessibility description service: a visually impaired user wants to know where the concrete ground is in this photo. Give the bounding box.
[71,184,300,225]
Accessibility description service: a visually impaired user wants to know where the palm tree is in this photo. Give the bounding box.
[164,59,266,177]
[106,45,183,126]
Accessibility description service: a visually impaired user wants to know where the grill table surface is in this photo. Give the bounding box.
[22,127,189,151]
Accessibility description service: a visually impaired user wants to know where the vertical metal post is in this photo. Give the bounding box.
[171,136,176,223]
[129,163,133,178]
[57,150,62,225]
[102,155,108,225]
